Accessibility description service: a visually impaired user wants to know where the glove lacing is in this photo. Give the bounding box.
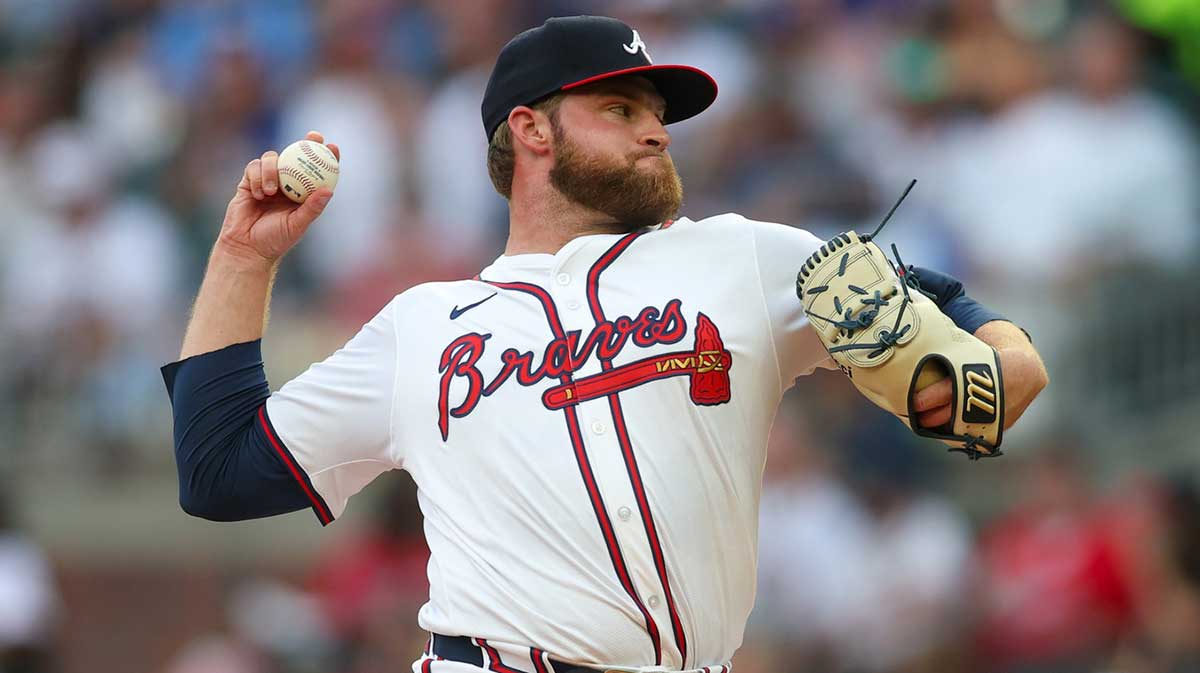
[801,244,916,362]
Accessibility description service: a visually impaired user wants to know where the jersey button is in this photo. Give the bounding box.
[617,506,632,521]
[648,595,661,608]
[567,299,581,310]
[555,272,571,286]
[590,420,605,435]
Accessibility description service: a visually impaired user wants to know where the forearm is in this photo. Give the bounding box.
[165,247,320,523]
[975,319,1049,428]
[180,244,278,360]
[975,319,1036,352]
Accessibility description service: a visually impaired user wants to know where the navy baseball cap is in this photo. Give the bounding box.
[481,15,718,140]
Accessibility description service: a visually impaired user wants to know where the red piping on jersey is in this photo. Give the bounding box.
[476,639,524,673]
[258,406,334,525]
[530,647,549,673]
[484,280,664,666]
[587,232,690,668]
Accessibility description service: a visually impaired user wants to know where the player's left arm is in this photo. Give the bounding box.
[905,266,1049,430]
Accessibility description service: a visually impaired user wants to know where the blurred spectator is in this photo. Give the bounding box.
[973,437,1135,673]
[162,39,281,276]
[229,578,337,673]
[162,635,265,673]
[148,0,316,99]
[1106,475,1200,673]
[692,91,876,233]
[278,0,409,292]
[1152,479,1200,670]
[162,573,339,673]
[80,25,184,176]
[4,122,182,339]
[412,0,514,264]
[0,491,59,673]
[0,60,58,251]
[308,475,428,673]
[754,398,875,671]
[754,391,971,672]
[935,7,1199,286]
[839,425,972,673]
[2,122,185,473]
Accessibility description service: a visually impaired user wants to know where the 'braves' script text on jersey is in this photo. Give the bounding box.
[265,214,832,671]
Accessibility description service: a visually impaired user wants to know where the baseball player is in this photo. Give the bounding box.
[162,16,1048,673]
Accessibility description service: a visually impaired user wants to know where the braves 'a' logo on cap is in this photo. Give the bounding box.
[623,28,652,63]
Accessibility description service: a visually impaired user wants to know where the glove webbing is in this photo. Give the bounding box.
[802,243,915,361]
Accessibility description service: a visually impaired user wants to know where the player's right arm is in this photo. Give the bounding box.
[162,132,399,526]
[179,130,335,359]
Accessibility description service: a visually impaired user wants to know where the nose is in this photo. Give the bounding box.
[640,119,671,151]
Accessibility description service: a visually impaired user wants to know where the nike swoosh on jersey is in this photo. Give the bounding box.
[449,293,498,320]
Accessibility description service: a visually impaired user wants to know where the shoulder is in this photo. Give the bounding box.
[377,279,496,319]
[657,212,754,235]
[664,212,823,240]
[657,212,825,256]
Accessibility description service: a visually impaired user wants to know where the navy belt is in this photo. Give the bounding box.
[429,634,603,673]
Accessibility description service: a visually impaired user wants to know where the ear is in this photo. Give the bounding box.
[508,106,554,157]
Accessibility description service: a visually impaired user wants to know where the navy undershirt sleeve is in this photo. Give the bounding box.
[907,266,1009,335]
[161,340,316,522]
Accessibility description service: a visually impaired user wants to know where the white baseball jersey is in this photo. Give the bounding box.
[265,213,833,672]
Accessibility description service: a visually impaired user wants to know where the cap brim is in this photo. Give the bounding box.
[561,64,718,125]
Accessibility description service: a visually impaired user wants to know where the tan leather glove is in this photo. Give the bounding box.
[796,231,1004,459]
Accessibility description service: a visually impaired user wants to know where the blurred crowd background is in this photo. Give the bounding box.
[1,0,1199,672]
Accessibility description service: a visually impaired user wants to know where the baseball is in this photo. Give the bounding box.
[916,360,949,391]
[277,140,339,204]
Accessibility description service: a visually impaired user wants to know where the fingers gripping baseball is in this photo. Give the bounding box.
[260,151,279,197]
[219,131,338,265]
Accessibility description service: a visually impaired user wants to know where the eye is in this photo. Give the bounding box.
[609,104,630,116]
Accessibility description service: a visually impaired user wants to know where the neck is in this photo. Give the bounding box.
[503,183,631,255]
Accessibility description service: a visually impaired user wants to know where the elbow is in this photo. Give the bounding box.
[176,462,242,522]
[179,497,210,520]
[1024,344,1051,397]
[1033,375,1050,414]
[179,488,235,522]
[1035,362,1050,395]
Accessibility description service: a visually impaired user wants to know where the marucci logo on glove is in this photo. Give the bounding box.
[962,364,998,423]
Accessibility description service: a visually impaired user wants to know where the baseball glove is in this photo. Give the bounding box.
[795,230,1004,459]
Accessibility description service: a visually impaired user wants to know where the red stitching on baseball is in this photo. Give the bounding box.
[280,166,316,193]
[301,142,339,174]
